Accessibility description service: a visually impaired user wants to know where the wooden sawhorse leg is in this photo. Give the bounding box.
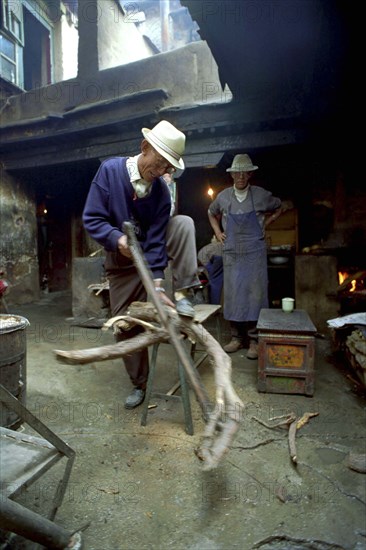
[140,343,159,428]
[177,359,194,435]
[140,343,194,435]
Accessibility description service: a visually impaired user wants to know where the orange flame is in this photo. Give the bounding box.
[338,272,356,292]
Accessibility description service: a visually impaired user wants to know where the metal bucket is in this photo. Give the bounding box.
[0,314,30,429]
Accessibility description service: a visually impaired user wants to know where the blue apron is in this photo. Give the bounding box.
[223,188,268,321]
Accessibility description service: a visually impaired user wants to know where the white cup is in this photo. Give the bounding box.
[282,297,295,312]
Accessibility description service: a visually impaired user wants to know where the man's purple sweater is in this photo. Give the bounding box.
[83,157,172,279]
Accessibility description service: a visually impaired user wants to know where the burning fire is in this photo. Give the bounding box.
[338,272,356,292]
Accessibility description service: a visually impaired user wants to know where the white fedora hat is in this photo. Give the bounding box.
[226,153,258,172]
[142,120,186,170]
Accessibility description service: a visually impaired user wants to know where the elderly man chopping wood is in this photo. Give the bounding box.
[83,120,200,409]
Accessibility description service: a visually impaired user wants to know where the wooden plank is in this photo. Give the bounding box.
[193,304,221,324]
[257,309,317,334]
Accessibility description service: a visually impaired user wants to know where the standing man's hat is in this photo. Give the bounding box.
[142,120,186,170]
[226,154,258,172]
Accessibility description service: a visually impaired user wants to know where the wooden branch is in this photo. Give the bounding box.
[55,302,243,469]
[253,411,319,465]
[123,222,211,412]
[252,413,296,430]
[290,411,319,464]
[127,306,244,470]
[122,224,243,459]
[253,535,345,549]
[198,417,240,471]
[55,223,244,470]
[129,308,244,471]
[296,412,319,430]
[180,318,244,414]
[269,413,296,422]
[103,314,161,334]
[231,438,275,451]
[288,420,298,464]
[55,330,169,365]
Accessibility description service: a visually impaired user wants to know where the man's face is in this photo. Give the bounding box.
[138,141,176,183]
[231,171,252,190]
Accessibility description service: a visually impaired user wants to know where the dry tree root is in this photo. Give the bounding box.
[55,302,243,470]
[196,416,240,471]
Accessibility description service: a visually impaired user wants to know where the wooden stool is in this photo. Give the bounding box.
[140,304,221,434]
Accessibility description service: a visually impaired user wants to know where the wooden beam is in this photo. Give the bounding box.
[2,126,306,171]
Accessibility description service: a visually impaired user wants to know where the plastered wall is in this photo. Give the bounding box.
[0,170,40,305]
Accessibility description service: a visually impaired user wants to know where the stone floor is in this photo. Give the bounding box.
[1,291,366,550]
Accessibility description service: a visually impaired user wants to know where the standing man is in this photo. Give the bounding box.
[83,120,200,408]
[208,154,282,359]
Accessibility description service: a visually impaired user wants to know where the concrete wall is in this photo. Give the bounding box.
[0,170,39,305]
[58,7,78,81]
[97,0,154,69]
[0,40,223,124]
[50,3,76,84]
[72,257,108,319]
[295,255,339,334]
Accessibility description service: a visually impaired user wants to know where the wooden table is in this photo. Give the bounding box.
[257,308,317,396]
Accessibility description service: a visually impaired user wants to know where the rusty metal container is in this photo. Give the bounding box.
[0,314,29,428]
[257,308,316,396]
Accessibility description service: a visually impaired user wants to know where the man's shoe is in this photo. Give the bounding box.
[124,388,145,409]
[247,340,258,360]
[176,297,195,318]
[223,339,243,353]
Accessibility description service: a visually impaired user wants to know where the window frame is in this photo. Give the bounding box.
[0,0,55,89]
[1,0,24,45]
[0,31,23,86]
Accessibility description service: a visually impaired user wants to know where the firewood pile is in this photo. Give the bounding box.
[345,328,366,387]
[327,312,366,389]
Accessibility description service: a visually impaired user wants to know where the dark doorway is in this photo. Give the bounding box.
[28,160,100,292]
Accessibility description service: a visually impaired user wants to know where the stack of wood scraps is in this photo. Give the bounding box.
[345,329,366,387]
[327,313,366,389]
